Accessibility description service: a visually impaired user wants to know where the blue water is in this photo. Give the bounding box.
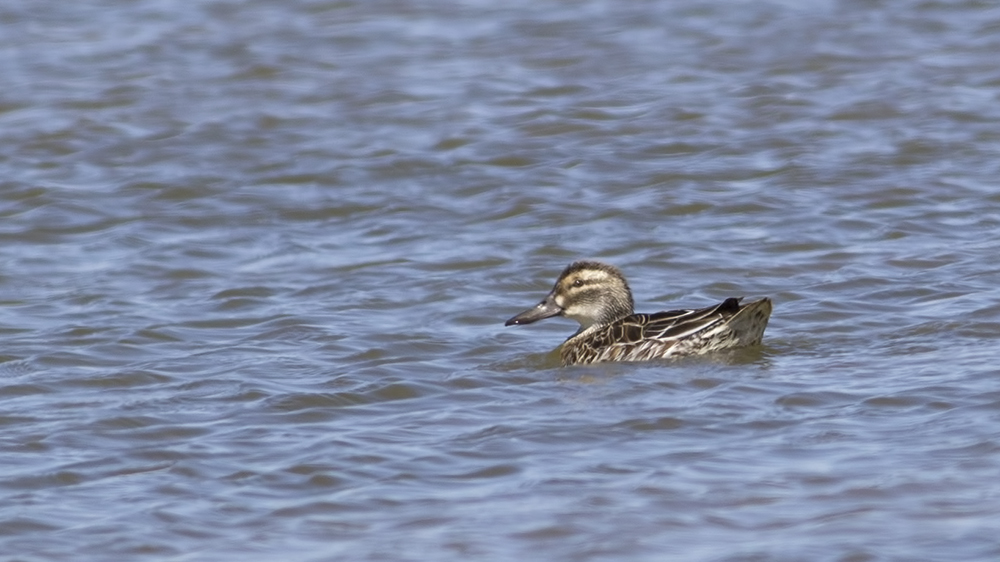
[3,0,1000,560]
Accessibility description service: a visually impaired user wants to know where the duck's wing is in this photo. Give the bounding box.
[636,297,744,341]
[561,298,771,365]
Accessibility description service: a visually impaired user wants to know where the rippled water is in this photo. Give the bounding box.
[4,0,1000,560]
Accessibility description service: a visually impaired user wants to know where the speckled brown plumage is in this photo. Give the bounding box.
[505,261,772,366]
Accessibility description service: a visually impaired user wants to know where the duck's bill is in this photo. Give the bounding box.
[505,296,563,326]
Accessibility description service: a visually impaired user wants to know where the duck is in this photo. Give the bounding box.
[504,260,772,365]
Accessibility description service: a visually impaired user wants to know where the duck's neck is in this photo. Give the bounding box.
[565,312,626,343]
[566,323,599,341]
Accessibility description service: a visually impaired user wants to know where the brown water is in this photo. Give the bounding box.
[3,1,1000,560]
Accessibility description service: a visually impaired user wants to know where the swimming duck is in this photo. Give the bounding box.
[505,260,772,365]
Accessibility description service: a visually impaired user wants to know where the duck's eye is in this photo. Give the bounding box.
[571,279,584,288]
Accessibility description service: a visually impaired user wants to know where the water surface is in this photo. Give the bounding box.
[3,0,1000,560]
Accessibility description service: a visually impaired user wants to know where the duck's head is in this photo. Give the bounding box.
[505,261,635,329]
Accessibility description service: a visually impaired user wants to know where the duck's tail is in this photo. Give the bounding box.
[727,297,772,346]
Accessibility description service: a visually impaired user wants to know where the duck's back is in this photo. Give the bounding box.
[560,297,772,365]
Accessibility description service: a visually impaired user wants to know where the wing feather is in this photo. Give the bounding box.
[560,297,769,365]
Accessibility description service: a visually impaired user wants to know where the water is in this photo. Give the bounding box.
[3,0,1000,560]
